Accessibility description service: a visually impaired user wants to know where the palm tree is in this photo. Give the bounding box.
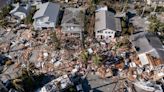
[148,16,160,32]
[121,0,129,13]
[92,53,102,66]
[51,31,61,50]
[12,79,24,92]
[0,19,8,29]
[80,50,89,68]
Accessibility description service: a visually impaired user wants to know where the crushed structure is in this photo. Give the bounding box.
[10,3,31,20]
[61,7,85,39]
[130,32,164,68]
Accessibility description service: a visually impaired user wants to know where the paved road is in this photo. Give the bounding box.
[82,73,126,92]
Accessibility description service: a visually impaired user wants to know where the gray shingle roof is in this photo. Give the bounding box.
[95,11,121,32]
[61,8,85,27]
[130,32,164,62]
[33,2,60,22]
[10,3,30,15]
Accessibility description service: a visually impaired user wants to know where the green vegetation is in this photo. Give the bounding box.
[134,4,143,15]
[84,5,95,38]
[0,19,8,28]
[80,50,89,66]
[11,62,46,92]
[92,53,102,66]
[148,16,164,32]
[154,6,164,12]
[68,86,77,92]
[91,0,100,5]
[51,31,61,50]
[0,4,12,28]
[24,7,36,24]
[121,16,134,35]
[13,0,21,3]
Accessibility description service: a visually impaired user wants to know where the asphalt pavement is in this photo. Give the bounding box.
[82,73,126,92]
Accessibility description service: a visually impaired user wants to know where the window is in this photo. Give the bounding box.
[45,22,50,24]
[97,31,102,33]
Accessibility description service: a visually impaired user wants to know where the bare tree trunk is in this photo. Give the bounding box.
[121,0,128,13]
[153,4,157,12]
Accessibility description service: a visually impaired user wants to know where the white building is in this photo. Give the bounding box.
[10,3,31,20]
[33,2,60,30]
[95,10,122,42]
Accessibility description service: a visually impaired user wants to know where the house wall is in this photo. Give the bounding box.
[62,24,82,33]
[138,53,150,66]
[33,17,55,30]
[95,29,115,40]
[61,24,83,39]
[13,12,26,20]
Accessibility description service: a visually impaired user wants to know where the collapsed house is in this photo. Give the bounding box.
[38,75,73,92]
[134,81,163,92]
[10,3,31,20]
[130,32,164,68]
[61,7,85,39]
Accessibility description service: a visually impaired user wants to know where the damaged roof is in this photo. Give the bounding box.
[130,32,164,62]
[10,3,30,15]
[61,7,85,27]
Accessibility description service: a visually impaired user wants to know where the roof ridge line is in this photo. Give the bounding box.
[42,2,50,17]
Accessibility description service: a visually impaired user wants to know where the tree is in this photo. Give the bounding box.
[12,62,36,92]
[0,5,12,28]
[127,23,135,34]
[92,0,100,5]
[159,23,164,32]
[12,79,24,92]
[121,0,129,13]
[80,50,89,67]
[1,4,12,17]
[121,16,129,35]
[0,19,8,28]
[51,31,61,50]
[24,7,36,24]
[14,0,21,3]
[92,53,102,66]
[148,16,162,32]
